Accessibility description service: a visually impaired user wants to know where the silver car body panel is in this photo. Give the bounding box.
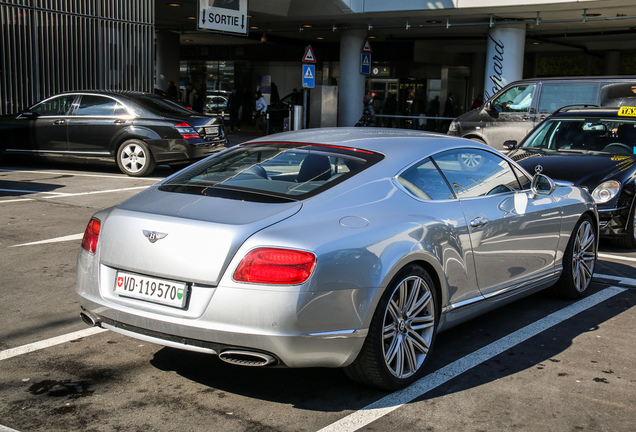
[76,128,597,368]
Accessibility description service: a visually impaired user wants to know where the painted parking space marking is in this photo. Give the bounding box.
[10,233,84,248]
[0,168,162,180]
[598,252,636,263]
[0,188,67,195]
[0,327,106,362]
[0,185,150,203]
[595,272,636,287]
[318,286,627,432]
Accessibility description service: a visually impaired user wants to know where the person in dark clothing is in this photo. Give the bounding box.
[443,92,454,117]
[441,92,455,132]
[166,81,178,99]
[383,93,397,127]
[227,87,241,132]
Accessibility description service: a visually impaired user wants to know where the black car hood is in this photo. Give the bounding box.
[513,150,636,190]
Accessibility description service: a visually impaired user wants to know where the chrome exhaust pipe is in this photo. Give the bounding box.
[218,350,277,367]
[80,311,100,327]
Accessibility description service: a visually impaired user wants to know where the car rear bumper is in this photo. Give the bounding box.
[76,253,369,369]
[147,138,227,163]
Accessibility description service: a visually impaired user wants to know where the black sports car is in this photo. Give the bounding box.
[506,106,636,248]
[0,91,227,176]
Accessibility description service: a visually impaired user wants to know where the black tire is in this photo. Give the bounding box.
[613,201,636,249]
[551,214,597,300]
[345,264,438,390]
[116,139,156,177]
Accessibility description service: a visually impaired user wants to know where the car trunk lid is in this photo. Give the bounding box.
[98,187,302,285]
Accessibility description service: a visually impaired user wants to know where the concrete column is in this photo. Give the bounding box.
[338,29,367,127]
[483,27,526,100]
[605,51,621,75]
[155,30,181,93]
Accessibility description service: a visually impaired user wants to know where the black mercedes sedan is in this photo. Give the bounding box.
[0,91,227,176]
[506,106,636,249]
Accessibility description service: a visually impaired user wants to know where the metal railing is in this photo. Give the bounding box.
[0,0,154,115]
[370,114,456,132]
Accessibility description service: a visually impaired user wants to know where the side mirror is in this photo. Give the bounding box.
[530,173,556,197]
[503,140,518,151]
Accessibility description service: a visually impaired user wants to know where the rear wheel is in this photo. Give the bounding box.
[345,264,438,390]
[117,139,156,177]
[551,214,597,299]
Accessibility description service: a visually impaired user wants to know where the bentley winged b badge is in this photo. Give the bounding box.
[142,230,168,243]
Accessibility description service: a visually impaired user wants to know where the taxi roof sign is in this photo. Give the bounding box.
[618,106,636,117]
[303,45,316,63]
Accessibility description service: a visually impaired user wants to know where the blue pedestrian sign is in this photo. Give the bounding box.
[303,64,315,88]
[361,53,371,75]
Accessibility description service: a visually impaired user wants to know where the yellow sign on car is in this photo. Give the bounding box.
[618,106,636,116]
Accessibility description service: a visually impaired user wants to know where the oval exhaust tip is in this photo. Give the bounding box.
[80,312,98,327]
[219,350,277,367]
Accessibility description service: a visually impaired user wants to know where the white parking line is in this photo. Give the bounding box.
[318,286,627,432]
[0,168,161,180]
[0,185,150,203]
[595,272,636,287]
[0,424,21,432]
[0,327,106,362]
[10,233,84,248]
[598,252,636,263]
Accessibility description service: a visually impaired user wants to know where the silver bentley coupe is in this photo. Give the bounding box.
[76,128,598,390]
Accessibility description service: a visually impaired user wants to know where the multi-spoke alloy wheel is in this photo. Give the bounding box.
[382,275,436,379]
[345,264,438,390]
[553,214,597,299]
[117,139,155,177]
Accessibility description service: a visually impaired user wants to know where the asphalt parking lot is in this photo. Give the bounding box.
[1,153,634,432]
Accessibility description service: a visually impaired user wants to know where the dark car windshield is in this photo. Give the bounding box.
[130,94,196,116]
[160,143,383,202]
[522,116,636,155]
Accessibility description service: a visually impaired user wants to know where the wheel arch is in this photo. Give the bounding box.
[110,126,161,155]
[370,252,447,326]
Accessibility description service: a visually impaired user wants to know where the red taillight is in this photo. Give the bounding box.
[174,122,200,140]
[81,218,101,254]
[233,247,316,285]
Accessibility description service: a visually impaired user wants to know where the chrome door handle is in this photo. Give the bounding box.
[114,119,126,124]
[54,119,65,125]
[470,217,489,228]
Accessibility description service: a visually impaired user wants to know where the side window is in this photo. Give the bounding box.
[30,95,75,116]
[76,95,118,116]
[432,149,521,199]
[537,82,600,114]
[492,84,536,113]
[512,164,531,189]
[397,158,454,201]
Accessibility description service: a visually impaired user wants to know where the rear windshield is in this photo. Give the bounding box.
[159,143,384,202]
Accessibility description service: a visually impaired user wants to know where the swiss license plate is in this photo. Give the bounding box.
[204,126,218,135]
[115,271,188,308]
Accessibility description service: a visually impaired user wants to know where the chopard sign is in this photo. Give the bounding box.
[485,35,505,100]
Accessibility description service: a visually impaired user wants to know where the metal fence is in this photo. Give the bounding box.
[0,0,154,115]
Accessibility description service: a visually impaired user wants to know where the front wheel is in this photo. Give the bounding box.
[117,139,156,177]
[551,214,597,299]
[345,264,438,390]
